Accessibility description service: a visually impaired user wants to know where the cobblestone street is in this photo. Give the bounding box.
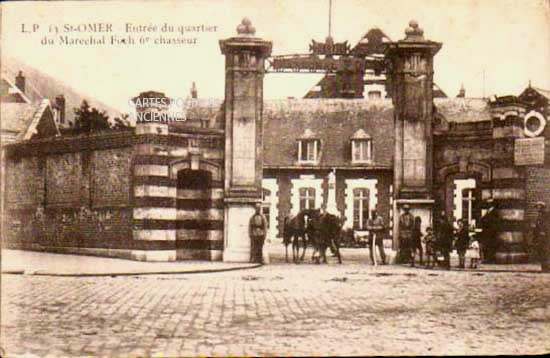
[1,248,550,356]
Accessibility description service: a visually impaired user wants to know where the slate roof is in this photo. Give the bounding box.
[162,96,496,168]
[2,57,121,125]
[0,102,40,133]
[533,87,550,100]
[262,99,394,168]
[0,99,59,140]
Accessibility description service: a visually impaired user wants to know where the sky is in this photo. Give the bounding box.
[2,0,550,114]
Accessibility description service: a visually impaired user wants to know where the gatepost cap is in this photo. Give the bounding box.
[536,201,546,208]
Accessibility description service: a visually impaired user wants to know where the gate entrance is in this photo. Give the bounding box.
[176,169,223,260]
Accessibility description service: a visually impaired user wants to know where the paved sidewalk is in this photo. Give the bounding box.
[1,249,260,276]
[1,244,544,277]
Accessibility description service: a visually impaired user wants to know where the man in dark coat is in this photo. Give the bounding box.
[398,204,415,263]
[249,203,268,264]
[437,213,454,270]
[479,199,498,263]
[533,202,550,272]
[455,218,470,269]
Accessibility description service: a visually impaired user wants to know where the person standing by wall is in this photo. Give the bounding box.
[437,214,454,270]
[479,199,498,263]
[398,204,415,264]
[249,203,268,264]
[455,218,470,269]
[423,227,437,268]
[410,216,423,267]
[366,209,387,265]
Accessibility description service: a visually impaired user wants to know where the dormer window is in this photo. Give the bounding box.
[297,129,321,164]
[351,129,372,163]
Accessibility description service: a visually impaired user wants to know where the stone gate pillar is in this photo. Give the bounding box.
[220,18,272,262]
[385,21,442,252]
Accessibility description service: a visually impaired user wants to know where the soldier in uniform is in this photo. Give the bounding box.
[366,209,387,265]
[398,204,415,264]
[479,199,498,263]
[249,203,268,264]
[437,213,454,270]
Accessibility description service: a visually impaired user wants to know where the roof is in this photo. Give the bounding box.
[167,98,224,131]
[0,99,60,139]
[2,56,121,125]
[0,75,32,104]
[262,99,394,168]
[434,98,491,123]
[1,102,40,133]
[532,87,550,100]
[20,99,60,140]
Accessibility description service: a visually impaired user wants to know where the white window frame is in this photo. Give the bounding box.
[344,179,378,230]
[298,139,320,164]
[352,139,372,164]
[352,188,370,230]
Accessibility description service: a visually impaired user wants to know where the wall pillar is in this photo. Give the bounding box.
[220,18,272,262]
[385,21,441,250]
[131,91,177,261]
[490,105,529,263]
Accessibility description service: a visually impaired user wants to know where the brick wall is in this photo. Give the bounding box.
[4,156,43,208]
[525,166,550,225]
[92,148,132,207]
[46,152,82,206]
[3,137,134,249]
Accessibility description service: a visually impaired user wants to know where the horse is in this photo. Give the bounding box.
[282,209,312,263]
[307,209,343,264]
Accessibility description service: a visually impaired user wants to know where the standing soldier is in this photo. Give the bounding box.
[249,203,268,264]
[533,202,549,272]
[455,218,470,269]
[479,198,498,263]
[410,216,423,267]
[366,209,387,265]
[398,204,415,264]
[437,213,454,270]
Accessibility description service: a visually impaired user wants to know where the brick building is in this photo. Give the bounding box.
[2,19,549,263]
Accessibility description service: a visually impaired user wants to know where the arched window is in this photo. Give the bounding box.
[353,188,370,229]
[299,187,316,211]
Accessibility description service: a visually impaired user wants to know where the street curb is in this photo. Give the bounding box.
[1,264,263,277]
[399,264,547,274]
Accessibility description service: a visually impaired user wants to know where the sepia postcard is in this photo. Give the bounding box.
[1,0,549,356]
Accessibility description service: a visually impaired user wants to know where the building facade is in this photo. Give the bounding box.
[2,19,549,263]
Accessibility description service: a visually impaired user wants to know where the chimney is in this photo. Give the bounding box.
[15,71,25,93]
[191,82,197,99]
[457,83,465,98]
[55,94,66,124]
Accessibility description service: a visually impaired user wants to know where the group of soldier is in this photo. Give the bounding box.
[249,198,550,271]
[397,200,550,271]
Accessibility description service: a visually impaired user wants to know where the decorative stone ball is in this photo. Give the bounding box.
[236,17,256,36]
